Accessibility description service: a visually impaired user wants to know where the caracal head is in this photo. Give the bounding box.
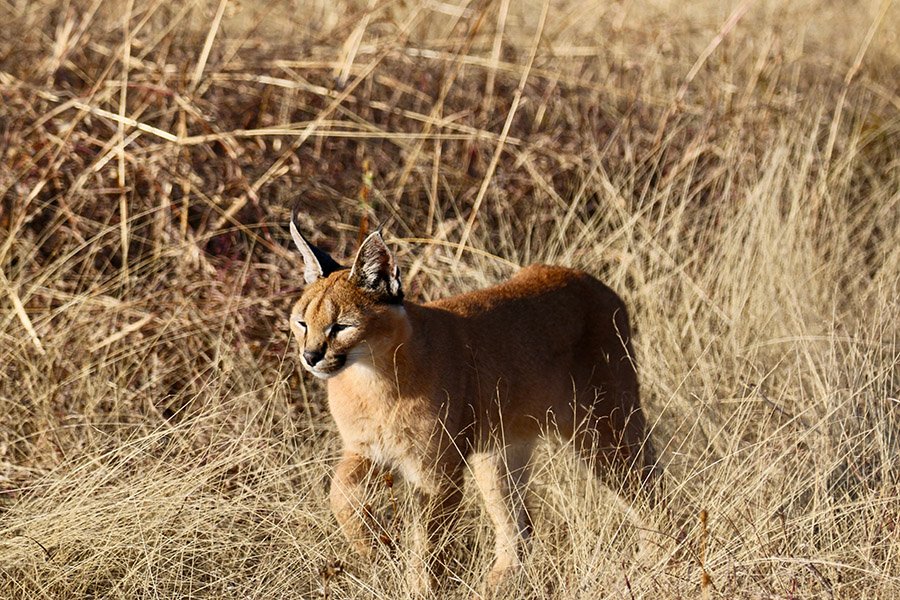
[289,214,407,380]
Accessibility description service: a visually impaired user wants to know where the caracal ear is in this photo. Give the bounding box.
[349,231,403,303]
[290,210,343,284]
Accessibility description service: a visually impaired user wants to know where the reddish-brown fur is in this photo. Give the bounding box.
[289,225,655,595]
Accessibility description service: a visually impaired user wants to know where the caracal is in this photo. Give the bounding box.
[289,217,656,595]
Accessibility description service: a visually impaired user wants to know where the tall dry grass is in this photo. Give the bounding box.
[1,0,898,598]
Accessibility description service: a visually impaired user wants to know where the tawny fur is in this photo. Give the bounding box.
[289,225,655,596]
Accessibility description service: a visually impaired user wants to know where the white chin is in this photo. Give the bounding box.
[302,362,347,380]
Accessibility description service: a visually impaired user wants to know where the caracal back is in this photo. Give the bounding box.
[428,264,652,484]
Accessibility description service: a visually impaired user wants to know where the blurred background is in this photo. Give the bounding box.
[0,0,898,597]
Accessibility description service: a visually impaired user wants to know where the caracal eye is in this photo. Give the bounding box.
[294,317,307,330]
[328,323,354,336]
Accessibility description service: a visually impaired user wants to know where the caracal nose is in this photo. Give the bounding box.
[304,348,326,366]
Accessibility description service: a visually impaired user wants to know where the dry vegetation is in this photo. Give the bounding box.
[1,0,899,598]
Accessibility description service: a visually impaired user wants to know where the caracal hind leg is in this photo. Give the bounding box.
[583,299,658,496]
[470,443,534,595]
[573,410,662,562]
[408,470,465,596]
[573,407,654,501]
[330,450,385,559]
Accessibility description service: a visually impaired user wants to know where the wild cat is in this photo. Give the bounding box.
[288,216,656,595]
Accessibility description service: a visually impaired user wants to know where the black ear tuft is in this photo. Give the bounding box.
[349,231,403,303]
[290,209,343,284]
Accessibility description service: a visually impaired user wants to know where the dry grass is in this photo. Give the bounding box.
[1,0,898,598]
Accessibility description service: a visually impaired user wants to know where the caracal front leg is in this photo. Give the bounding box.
[470,444,534,595]
[409,470,465,596]
[330,450,384,559]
